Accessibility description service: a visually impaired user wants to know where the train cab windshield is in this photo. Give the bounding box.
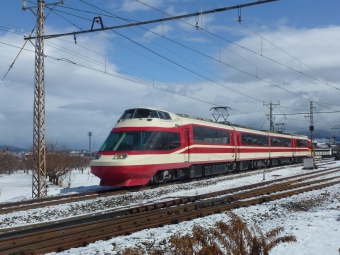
[119,108,172,120]
[99,131,180,151]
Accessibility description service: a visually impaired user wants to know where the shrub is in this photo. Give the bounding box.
[119,211,296,255]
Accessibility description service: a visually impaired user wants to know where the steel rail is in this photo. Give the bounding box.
[0,170,339,254]
[0,162,315,214]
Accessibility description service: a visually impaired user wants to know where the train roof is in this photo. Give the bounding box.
[117,107,309,139]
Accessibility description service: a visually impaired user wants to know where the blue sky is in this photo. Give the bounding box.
[1,0,340,149]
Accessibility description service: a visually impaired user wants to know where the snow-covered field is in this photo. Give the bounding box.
[1,161,340,255]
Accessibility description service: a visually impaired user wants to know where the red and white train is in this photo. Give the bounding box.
[91,107,311,186]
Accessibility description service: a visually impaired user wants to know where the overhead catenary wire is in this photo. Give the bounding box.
[130,0,335,110]
[48,2,340,124]
[75,1,272,103]
[0,40,229,111]
[3,2,336,127]
[78,1,337,119]
[40,1,338,112]
[10,2,340,113]
[187,0,340,93]
[0,28,34,86]
[48,2,269,104]
[0,25,267,120]
[67,1,320,124]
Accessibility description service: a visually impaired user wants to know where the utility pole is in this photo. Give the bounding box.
[330,125,340,145]
[310,101,315,168]
[264,100,280,131]
[305,101,316,168]
[23,0,65,198]
[88,131,93,157]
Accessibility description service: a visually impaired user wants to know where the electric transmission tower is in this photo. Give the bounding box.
[264,100,280,131]
[23,0,65,198]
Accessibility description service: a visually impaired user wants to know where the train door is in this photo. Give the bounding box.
[268,134,271,160]
[235,131,240,160]
[184,128,189,162]
[230,130,235,158]
[292,138,296,159]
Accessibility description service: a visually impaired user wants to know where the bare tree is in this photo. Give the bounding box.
[0,149,22,175]
[45,140,91,187]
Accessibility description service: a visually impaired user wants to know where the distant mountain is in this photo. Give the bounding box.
[0,145,29,153]
[294,129,338,142]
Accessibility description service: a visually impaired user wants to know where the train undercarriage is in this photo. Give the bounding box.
[150,157,307,184]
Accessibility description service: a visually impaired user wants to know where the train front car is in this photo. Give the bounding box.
[90,107,189,186]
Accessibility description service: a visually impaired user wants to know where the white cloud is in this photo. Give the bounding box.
[2,20,340,149]
[119,0,164,13]
[141,24,173,41]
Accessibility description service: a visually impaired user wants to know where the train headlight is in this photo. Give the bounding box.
[113,154,128,159]
[93,154,102,160]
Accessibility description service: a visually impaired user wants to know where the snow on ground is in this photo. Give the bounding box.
[1,160,340,254]
[0,168,101,203]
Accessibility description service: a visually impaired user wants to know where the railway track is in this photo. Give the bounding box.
[0,160,332,214]
[0,166,339,254]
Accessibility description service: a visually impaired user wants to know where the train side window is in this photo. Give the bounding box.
[213,129,221,144]
[256,135,263,146]
[297,139,307,147]
[204,128,213,143]
[222,130,229,144]
[284,138,292,146]
[162,112,171,120]
[254,134,259,145]
[241,133,248,145]
[248,134,255,145]
[158,111,166,119]
[271,137,280,146]
[134,108,159,118]
[169,133,180,149]
[159,133,168,150]
[259,135,267,146]
[145,132,167,150]
[119,109,135,120]
[148,110,159,118]
[134,109,149,118]
[193,126,203,142]
[262,136,268,146]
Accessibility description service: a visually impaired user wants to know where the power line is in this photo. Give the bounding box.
[75,1,340,117]
[0,28,34,85]
[77,1,272,102]
[271,110,340,116]
[25,0,278,40]
[26,0,338,110]
[46,2,271,104]
[116,0,333,109]
[186,0,340,92]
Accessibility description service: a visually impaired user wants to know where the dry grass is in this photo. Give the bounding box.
[118,212,296,255]
[281,191,340,212]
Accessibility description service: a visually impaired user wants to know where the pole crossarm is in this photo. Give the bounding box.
[25,0,278,40]
[264,100,280,132]
[23,0,65,10]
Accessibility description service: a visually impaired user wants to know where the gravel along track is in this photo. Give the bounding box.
[0,161,314,214]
